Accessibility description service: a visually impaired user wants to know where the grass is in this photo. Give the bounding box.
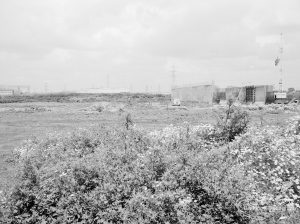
[1,101,300,223]
[0,93,296,192]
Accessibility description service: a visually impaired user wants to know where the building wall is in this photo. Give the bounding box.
[265,85,274,92]
[238,88,246,102]
[254,86,266,103]
[172,85,216,105]
[0,90,14,96]
[0,85,30,95]
[216,88,226,101]
[225,87,241,101]
[255,85,274,103]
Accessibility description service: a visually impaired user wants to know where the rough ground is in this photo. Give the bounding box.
[0,93,295,190]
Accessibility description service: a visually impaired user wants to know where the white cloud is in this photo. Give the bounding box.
[0,0,300,92]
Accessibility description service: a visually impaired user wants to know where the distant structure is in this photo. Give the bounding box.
[226,85,274,104]
[171,83,217,105]
[0,85,30,96]
[171,83,275,105]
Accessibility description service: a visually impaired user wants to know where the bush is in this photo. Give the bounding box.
[214,100,249,142]
[2,114,300,223]
[1,124,257,223]
[229,117,300,222]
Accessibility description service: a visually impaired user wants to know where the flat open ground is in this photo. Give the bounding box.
[0,94,296,191]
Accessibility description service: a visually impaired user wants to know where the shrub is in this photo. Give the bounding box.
[215,100,249,142]
[229,117,300,221]
[2,115,300,223]
[1,124,257,223]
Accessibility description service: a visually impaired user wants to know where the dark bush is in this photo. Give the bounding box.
[215,100,249,142]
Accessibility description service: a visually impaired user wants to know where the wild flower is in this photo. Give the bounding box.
[3,111,300,223]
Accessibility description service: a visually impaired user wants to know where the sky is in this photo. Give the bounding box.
[1,0,300,93]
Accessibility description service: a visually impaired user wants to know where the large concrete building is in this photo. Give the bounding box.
[226,85,274,104]
[171,83,274,105]
[171,84,217,105]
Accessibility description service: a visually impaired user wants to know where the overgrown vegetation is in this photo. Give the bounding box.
[1,105,300,223]
[215,100,249,142]
[0,93,170,104]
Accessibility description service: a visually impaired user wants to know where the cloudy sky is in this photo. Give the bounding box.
[1,0,300,93]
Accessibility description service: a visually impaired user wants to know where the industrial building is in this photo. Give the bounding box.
[225,85,274,104]
[171,84,218,105]
[171,84,274,105]
[0,85,30,96]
